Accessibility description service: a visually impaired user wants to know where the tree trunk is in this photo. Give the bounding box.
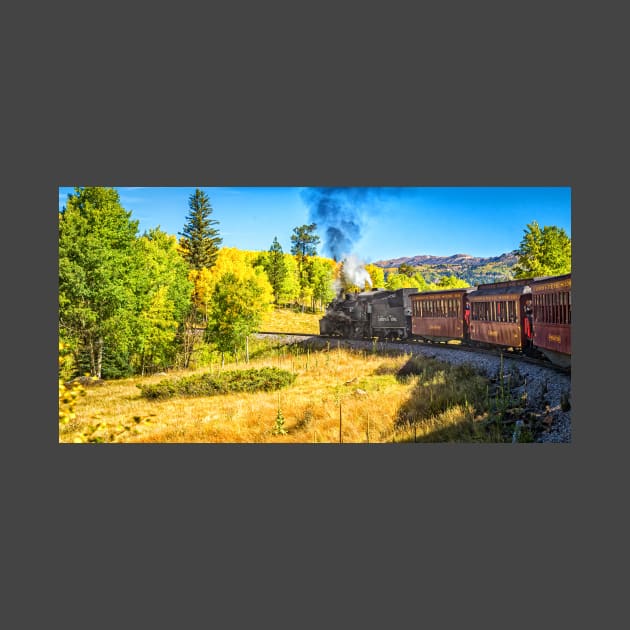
[181,319,198,369]
[245,335,249,363]
[96,337,103,379]
[88,337,96,377]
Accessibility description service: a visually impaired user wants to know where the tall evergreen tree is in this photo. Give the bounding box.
[178,188,222,270]
[290,223,320,259]
[262,236,288,304]
[290,223,320,310]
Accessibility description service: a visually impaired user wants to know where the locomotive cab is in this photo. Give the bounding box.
[369,288,418,340]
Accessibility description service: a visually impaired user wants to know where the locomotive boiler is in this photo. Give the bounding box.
[319,288,417,340]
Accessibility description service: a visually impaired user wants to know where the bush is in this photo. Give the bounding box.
[138,367,297,400]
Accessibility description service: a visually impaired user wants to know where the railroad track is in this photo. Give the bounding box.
[256,331,571,375]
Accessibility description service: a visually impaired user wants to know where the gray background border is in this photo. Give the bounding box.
[5,2,623,627]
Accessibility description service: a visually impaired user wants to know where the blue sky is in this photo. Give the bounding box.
[58,186,571,263]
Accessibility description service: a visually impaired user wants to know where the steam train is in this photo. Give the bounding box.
[319,273,571,368]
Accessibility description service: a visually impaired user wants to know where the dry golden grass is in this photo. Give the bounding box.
[393,403,478,443]
[259,307,322,334]
[60,344,426,444]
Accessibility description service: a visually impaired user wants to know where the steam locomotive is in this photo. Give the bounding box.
[318,273,571,368]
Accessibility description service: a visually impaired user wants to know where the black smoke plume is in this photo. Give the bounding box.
[300,187,398,262]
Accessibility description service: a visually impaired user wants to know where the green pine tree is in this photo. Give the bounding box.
[263,237,289,304]
[178,189,222,270]
[290,223,321,311]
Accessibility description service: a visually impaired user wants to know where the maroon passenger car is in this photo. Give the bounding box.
[530,273,571,368]
[468,279,533,350]
[410,288,474,342]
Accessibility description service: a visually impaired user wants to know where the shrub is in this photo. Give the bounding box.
[138,367,297,400]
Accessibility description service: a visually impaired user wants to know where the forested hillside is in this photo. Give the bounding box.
[371,252,519,286]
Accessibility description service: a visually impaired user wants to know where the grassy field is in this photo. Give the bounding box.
[61,343,404,443]
[60,308,531,444]
[259,306,322,334]
[59,338,528,444]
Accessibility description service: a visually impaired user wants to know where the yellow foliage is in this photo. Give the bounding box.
[58,341,86,428]
[189,248,274,319]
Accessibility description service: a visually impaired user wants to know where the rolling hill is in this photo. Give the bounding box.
[371,251,519,286]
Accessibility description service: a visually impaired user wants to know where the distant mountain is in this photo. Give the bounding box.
[371,251,519,286]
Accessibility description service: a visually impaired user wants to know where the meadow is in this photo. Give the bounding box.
[259,306,322,334]
[60,334,529,444]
